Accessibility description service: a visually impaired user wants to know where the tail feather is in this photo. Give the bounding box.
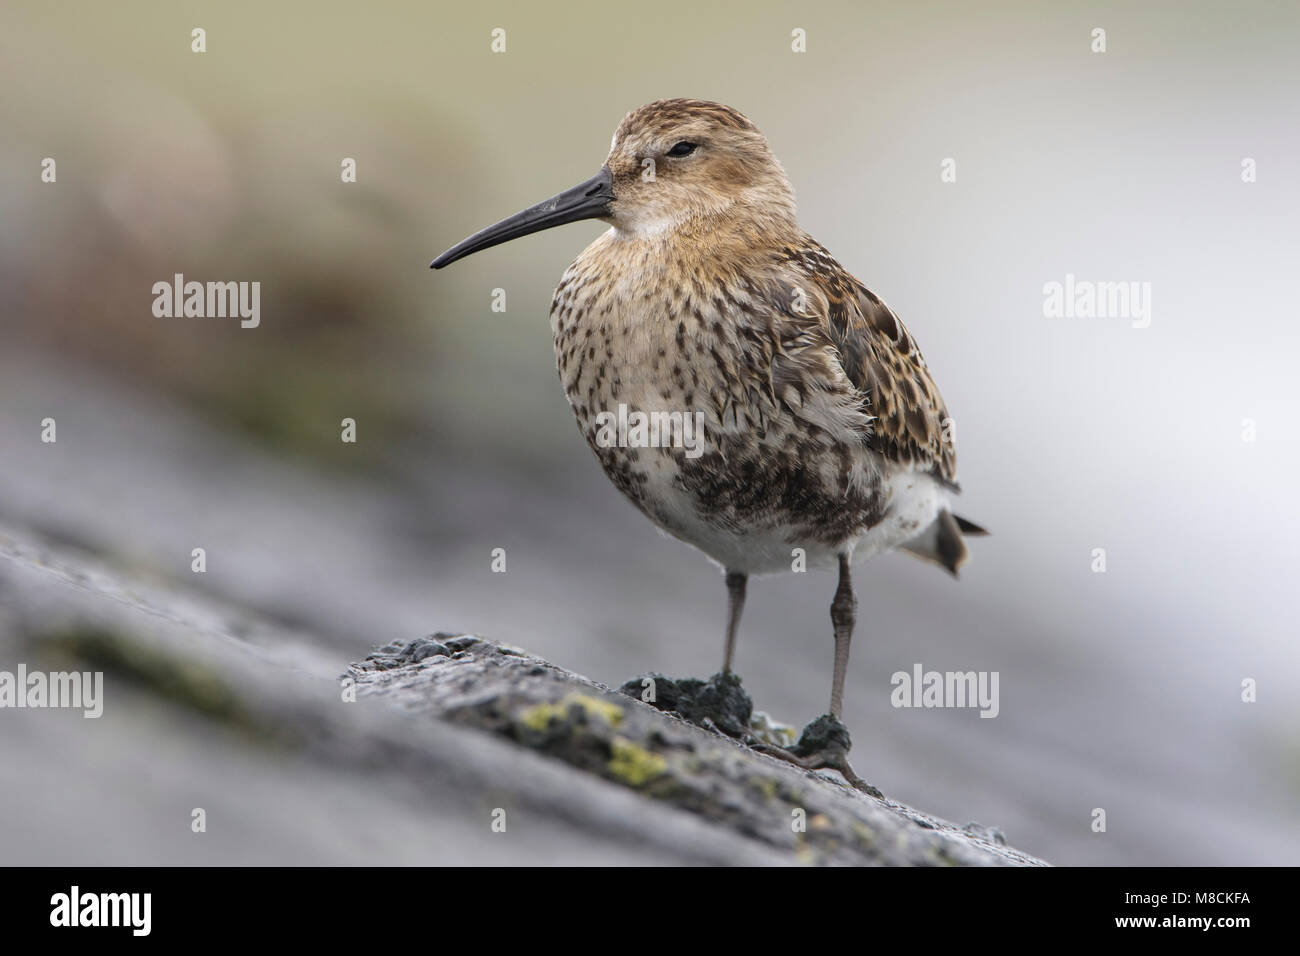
[901,509,988,577]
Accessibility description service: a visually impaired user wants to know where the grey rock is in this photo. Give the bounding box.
[0,521,1046,865]
[350,636,1048,866]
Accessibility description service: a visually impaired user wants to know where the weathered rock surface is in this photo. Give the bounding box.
[349,636,1044,865]
[1,521,1045,866]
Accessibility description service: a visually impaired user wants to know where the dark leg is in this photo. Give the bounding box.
[747,550,882,798]
[829,552,856,717]
[722,569,747,674]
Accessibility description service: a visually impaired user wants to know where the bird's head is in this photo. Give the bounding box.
[431,99,795,269]
[601,99,797,238]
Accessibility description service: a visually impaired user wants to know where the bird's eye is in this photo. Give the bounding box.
[666,141,698,157]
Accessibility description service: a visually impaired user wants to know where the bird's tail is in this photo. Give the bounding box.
[901,509,989,577]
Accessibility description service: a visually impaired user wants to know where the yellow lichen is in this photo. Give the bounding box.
[607,736,667,786]
[748,776,780,802]
[851,822,876,847]
[519,692,624,732]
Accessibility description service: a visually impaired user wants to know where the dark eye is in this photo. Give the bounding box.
[666,141,698,157]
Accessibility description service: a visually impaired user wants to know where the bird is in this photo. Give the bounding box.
[431,98,985,793]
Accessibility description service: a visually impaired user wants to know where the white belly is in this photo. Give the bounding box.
[629,449,947,576]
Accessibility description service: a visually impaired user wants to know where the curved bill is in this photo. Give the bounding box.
[430,167,614,269]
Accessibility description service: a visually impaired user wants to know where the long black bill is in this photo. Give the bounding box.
[430,167,614,269]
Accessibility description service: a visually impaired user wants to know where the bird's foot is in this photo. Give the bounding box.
[749,713,883,799]
[619,674,883,797]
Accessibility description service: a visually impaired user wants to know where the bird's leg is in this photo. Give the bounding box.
[618,571,751,739]
[722,569,747,674]
[749,553,883,798]
[829,552,855,718]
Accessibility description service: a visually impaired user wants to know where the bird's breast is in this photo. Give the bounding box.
[547,239,897,572]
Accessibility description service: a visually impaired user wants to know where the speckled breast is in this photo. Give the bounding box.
[548,247,890,570]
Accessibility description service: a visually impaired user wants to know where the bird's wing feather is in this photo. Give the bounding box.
[772,237,959,489]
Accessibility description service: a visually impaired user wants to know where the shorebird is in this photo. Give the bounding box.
[431,99,985,792]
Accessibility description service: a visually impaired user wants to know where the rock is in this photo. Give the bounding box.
[350,636,1047,866]
[0,521,1046,866]
[616,671,753,739]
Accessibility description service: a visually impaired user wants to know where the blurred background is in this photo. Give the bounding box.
[2,0,1298,865]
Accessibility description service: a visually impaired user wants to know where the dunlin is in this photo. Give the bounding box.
[432,99,985,792]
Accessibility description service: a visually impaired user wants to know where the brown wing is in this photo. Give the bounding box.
[777,237,959,489]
